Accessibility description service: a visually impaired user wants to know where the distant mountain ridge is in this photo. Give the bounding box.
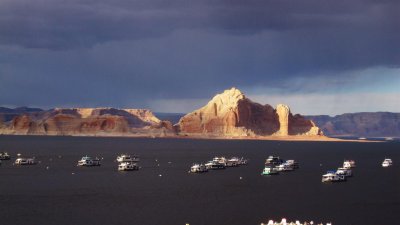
[0,106,44,114]
[306,112,400,137]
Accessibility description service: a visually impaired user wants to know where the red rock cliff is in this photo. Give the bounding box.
[177,88,322,137]
[0,108,174,137]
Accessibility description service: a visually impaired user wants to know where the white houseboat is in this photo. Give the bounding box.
[238,157,248,165]
[382,158,393,167]
[343,160,356,169]
[322,171,346,182]
[285,160,299,169]
[262,218,332,225]
[276,163,294,172]
[77,156,101,166]
[205,161,225,170]
[265,156,284,166]
[226,157,240,167]
[261,166,279,175]
[118,162,139,171]
[212,156,228,165]
[116,154,139,163]
[15,157,37,165]
[190,163,208,173]
[0,152,11,160]
[336,167,352,177]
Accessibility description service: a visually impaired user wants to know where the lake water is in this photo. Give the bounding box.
[0,136,399,225]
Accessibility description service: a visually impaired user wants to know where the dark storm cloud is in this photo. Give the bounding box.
[0,0,399,112]
[1,0,399,50]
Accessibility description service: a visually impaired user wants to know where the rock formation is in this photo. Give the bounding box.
[177,88,322,137]
[0,107,175,137]
[276,104,290,136]
[0,90,324,138]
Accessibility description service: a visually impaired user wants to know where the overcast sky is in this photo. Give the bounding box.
[0,0,399,115]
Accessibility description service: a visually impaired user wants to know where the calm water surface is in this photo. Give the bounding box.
[0,136,399,225]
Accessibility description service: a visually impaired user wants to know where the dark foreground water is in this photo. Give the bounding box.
[0,136,399,225]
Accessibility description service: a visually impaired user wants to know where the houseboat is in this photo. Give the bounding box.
[238,157,248,165]
[118,162,139,171]
[343,160,356,169]
[190,163,208,173]
[276,163,294,172]
[212,156,228,165]
[205,161,225,170]
[77,156,101,166]
[336,167,352,177]
[285,160,299,169]
[265,156,284,166]
[226,157,240,167]
[322,171,346,182]
[15,157,37,165]
[261,166,279,175]
[0,152,10,160]
[262,218,332,225]
[116,154,139,163]
[382,158,393,167]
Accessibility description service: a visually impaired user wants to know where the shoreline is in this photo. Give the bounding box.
[0,133,382,142]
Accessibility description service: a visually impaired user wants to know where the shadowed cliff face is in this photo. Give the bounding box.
[178,88,322,137]
[236,99,279,135]
[0,108,174,136]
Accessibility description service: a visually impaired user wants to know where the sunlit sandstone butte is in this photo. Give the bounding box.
[177,88,322,137]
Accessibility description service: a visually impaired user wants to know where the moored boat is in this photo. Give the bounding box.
[265,156,284,166]
[336,167,352,177]
[118,162,139,171]
[205,161,225,170]
[15,157,37,165]
[190,163,208,173]
[77,156,101,166]
[382,158,392,167]
[226,157,240,167]
[238,157,248,165]
[285,159,299,169]
[322,171,346,182]
[261,166,279,175]
[262,218,332,225]
[276,163,294,172]
[116,154,139,163]
[212,156,227,166]
[0,152,11,160]
[343,160,356,169]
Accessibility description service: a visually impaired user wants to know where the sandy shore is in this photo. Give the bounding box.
[1,133,381,142]
[168,134,381,142]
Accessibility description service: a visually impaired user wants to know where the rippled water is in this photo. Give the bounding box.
[0,136,399,225]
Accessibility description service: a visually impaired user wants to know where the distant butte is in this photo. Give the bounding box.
[0,107,174,137]
[177,87,323,137]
